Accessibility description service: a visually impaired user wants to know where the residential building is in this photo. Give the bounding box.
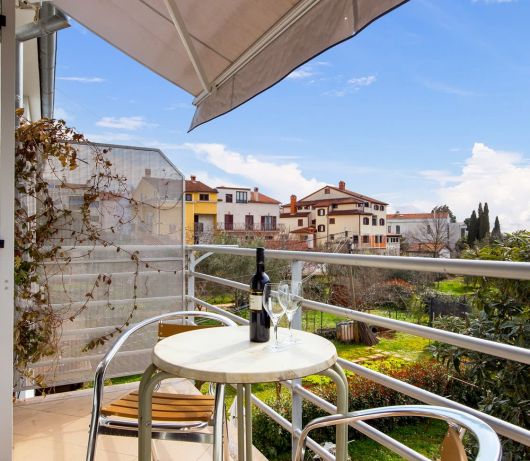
[216,186,281,239]
[387,212,467,257]
[184,176,218,244]
[279,181,389,251]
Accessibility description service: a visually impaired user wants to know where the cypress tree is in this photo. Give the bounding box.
[467,210,478,244]
[480,202,490,239]
[491,216,502,240]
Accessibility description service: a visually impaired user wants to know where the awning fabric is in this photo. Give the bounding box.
[52,0,407,130]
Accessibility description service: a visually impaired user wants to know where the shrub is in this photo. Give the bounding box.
[252,360,449,458]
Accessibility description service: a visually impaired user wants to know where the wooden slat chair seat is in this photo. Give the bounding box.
[101,390,215,422]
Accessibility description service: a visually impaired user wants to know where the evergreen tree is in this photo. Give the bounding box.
[491,216,502,240]
[479,202,490,240]
[467,210,478,244]
[431,204,456,223]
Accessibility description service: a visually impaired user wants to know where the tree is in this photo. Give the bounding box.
[491,216,502,240]
[467,210,479,244]
[431,204,456,223]
[408,215,449,258]
[431,231,530,459]
[478,202,490,240]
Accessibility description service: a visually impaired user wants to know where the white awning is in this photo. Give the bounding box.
[52,0,407,130]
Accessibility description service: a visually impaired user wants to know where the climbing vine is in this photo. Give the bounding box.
[14,114,178,387]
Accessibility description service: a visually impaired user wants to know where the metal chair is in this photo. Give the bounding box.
[86,310,237,461]
[295,405,502,461]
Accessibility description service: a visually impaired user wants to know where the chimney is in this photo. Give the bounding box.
[290,195,297,215]
[338,180,346,191]
[190,175,196,181]
[252,187,259,202]
[144,168,151,177]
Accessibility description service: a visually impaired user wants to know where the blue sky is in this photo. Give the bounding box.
[54,0,530,231]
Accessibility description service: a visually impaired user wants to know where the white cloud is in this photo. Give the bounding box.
[96,116,149,130]
[287,66,316,80]
[58,76,105,83]
[348,75,377,88]
[421,79,473,96]
[85,132,142,144]
[324,75,377,97]
[421,143,530,231]
[181,143,325,201]
[53,107,74,121]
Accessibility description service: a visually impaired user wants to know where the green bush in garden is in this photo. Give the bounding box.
[430,231,530,461]
[252,361,449,459]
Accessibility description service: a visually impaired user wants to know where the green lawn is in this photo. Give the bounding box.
[435,277,476,296]
[348,419,447,460]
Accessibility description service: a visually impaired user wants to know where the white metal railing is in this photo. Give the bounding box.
[186,244,530,460]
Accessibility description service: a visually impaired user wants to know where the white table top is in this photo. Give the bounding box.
[152,326,337,384]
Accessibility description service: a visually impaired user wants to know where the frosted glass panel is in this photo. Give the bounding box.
[23,143,185,389]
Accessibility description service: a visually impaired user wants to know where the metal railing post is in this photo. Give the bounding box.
[187,250,195,310]
[290,260,304,460]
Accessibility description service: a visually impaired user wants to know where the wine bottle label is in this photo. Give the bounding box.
[249,294,263,311]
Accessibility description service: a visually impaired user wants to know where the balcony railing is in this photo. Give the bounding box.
[185,244,530,461]
[216,222,283,232]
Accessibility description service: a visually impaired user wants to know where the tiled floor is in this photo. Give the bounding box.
[14,379,266,461]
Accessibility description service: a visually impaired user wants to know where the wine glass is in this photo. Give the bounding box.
[263,283,287,351]
[279,280,303,344]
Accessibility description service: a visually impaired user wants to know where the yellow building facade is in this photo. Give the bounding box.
[184,176,218,244]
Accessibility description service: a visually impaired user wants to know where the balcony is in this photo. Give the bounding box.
[216,223,283,233]
[8,243,530,460]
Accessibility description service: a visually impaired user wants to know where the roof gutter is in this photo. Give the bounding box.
[15,2,69,118]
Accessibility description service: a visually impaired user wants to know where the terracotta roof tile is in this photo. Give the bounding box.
[280,212,311,218]
[250,192,281,205]
[185,179,217,193]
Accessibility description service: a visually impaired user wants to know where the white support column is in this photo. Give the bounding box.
[0,0,16,459]
[290,260,304,460]
[187,251,195,310]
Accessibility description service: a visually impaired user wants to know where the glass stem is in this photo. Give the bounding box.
[288,317,292,336]
[274,322,279,344]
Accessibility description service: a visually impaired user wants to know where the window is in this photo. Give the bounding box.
[344,231,348,237]
[236,191,248,203]
[380,205,385,211]
[329,218,335,224]
[353,235,359,243]
[372,217,377,226]
[317,224,325,232]
[199,193,209,201]
[261,215,276,231]
[375,236,379,244]
[317,209,325,216]
[69,195,84,208]
[311,219,316,225]
[364,202,370,207]
[324,188,330,194]
[427,224,432,233]
[298,219,303,226]
[245,214,254,230]
[185,193,192,201]
[224,214,234,230]
[363,217,370,225]
[362,235,369,244]
[225,194,233,203]
[330,235,335,241]
[396,225,401,234]
[388,225,391,233]
[332,204,338,209]
[374,205,379,210]
[379,218,385,226]
[89,215,99,223]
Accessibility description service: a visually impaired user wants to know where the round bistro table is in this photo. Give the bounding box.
[138,326,348,461]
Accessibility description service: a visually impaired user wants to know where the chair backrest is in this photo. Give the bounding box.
[158,322,217,339]
[294,405,502,461]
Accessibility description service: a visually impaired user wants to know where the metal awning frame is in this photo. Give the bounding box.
[193,0,322,106]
